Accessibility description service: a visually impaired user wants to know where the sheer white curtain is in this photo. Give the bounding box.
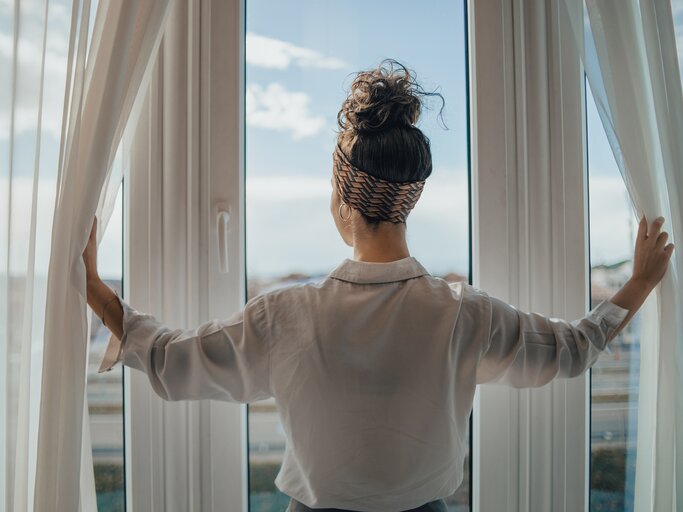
[35,1,173,510]
[2,0,171,511]
[1,2,71,510]
[563,0,683,510]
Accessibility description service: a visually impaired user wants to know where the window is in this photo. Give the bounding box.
[245,1,471,509]
[88,187,125,512]
[588,3,683,510]
[587,87,640,511]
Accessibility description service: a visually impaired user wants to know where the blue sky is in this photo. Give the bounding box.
[1,0,650,281]
[245,0,470,279]
[243,0,635,279]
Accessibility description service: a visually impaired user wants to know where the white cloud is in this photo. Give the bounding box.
[246,82,327,140]
[246,168,469,212]
[588,174,635,265]
[410,171,469,219]
[405,171,470,274]
[246,33,347,70]
[244,169,471,277]
[245,175,344,277]
[246,170,631,275]
[248,175,331,201]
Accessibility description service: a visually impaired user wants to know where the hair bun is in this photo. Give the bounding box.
[338,59,423,134]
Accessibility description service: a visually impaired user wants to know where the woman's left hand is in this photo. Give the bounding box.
[83,217,99,281]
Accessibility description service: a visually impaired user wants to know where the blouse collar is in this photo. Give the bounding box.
[328,256,430,284]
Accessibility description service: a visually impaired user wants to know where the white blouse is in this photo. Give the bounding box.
[97,256,629,511]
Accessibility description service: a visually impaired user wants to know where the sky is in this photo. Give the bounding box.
[243,0,636,279]
[244,0,470,279]
[4,0,677,281]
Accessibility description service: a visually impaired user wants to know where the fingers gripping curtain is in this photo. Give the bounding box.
[32,1,172,510]
[562,0,683,510]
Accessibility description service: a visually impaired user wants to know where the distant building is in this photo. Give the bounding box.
[590,259,637,345]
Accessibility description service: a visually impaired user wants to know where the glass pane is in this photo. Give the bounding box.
[245,1,470,510]
[587,87,640,511]
[88,186,125,512]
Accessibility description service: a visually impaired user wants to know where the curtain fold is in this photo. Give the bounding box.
[33,1,172,511]
[562,0,683,510]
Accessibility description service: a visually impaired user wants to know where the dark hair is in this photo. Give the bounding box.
[335,59,446,226]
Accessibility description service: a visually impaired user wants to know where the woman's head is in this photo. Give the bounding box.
[330,59,445,247]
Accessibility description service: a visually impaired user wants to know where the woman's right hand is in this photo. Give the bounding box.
[601,216,674,341]
[631,215,675,288]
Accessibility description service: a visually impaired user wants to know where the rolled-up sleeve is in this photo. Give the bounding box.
[472,287,629,387]
[96,294,272,403]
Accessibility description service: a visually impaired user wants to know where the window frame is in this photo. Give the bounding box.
[123,0,248,510]
[242,0,475,509]
[469,0,590,510]
[122,0,598,510]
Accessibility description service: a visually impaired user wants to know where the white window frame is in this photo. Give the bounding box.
[120,0,594,510]
[123,0,247,510]
[469,1,589,511]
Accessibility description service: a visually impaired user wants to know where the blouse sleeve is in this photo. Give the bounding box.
[96,294,272,403]
[467,285,630,388]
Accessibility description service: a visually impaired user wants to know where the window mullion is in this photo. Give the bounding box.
[200,0,248,510]
[469,0,589,510]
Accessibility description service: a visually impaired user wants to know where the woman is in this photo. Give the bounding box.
[83,60,674,512]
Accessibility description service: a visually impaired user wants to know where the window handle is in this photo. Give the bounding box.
[216,208,231,273]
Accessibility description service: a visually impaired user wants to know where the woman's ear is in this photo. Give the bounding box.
[330,186,354,247]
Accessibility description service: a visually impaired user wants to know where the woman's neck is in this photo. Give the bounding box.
[352,223,410,263]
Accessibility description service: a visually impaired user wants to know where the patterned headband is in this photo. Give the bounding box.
[333,144,425,224]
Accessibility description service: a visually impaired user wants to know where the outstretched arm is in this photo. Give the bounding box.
[82,217,272,402]
[475,215,674,387]
[83,217,124,340]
